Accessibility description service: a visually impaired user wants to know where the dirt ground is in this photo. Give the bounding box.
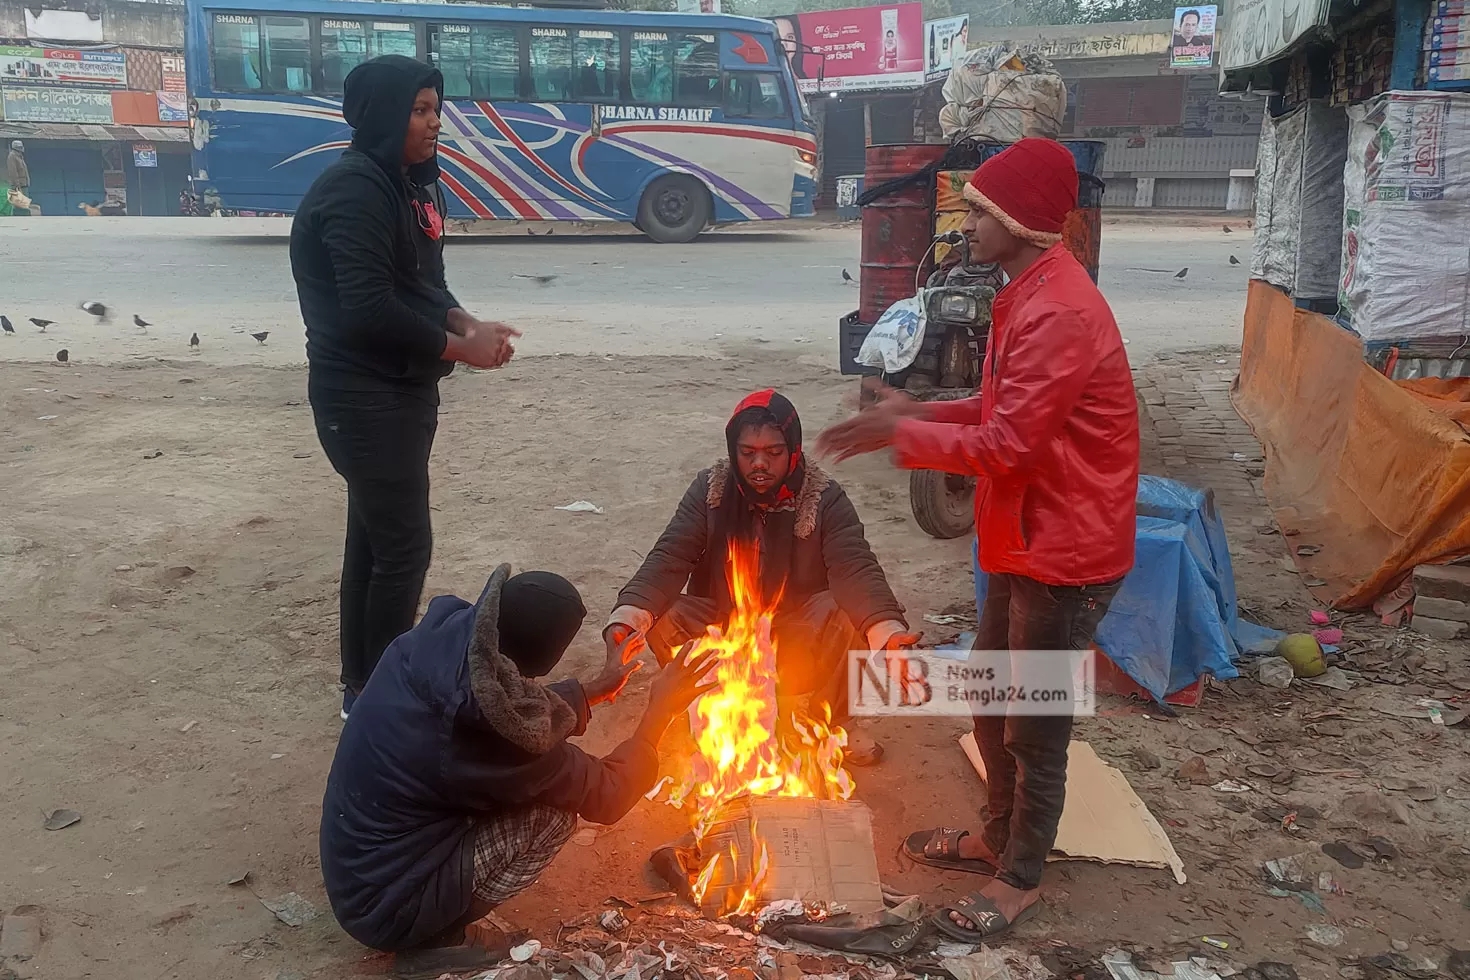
[2,345,1467,980]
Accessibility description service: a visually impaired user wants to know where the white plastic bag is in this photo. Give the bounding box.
[856,294,926,373]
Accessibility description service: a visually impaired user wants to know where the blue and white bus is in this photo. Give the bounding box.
[182,0,816,241]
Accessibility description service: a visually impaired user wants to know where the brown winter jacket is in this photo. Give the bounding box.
[615,460,905,635]
[7,149,29,189]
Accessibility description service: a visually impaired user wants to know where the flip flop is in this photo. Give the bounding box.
[931,893,1044,942]
[901,828,998,876]
[777,918,928,959]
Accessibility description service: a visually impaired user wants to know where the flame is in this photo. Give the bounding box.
[667,542,855,916]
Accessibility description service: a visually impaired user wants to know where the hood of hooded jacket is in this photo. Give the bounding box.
[342,55,444,185]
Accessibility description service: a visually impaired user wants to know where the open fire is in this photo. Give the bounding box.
[660,542,856,918]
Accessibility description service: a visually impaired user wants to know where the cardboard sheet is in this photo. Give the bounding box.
[959,734,1186,884]
[699,797,885,915]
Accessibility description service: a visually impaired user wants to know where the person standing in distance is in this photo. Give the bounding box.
[290,55,519,720]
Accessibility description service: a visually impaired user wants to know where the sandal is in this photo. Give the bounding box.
[932,893,1044,942]
[776,918,928,959]
[901,828,998,876]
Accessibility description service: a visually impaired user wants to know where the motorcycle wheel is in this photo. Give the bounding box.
[910,469,976,539]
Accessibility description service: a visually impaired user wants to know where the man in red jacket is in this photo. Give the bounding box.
[819,138,1139,940]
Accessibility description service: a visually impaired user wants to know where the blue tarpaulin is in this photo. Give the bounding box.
[973,475,1280,701]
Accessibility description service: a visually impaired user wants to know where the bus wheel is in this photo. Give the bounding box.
[637,175,710,243]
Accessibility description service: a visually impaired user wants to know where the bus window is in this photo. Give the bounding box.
[261,16,310,92]
[573,28,621,102]
[430,23,520,101]
[628,31,672,104]
[528,26,572,101]
[319,18,367,93]
[370,22,418,59]
[724,71,787,119]
[212,13,262,91]
[674,33,719,107]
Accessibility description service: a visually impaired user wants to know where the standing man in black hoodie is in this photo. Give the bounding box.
[291,55,518,719]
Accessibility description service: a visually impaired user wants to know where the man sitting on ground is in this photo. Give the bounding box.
[603,390,916,765]
[321,565,713,979]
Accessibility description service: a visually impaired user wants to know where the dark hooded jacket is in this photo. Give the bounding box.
[320,566,661,952]
[615,392,906,635]
[290,55,459,403]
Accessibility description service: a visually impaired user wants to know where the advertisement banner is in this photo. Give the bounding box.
[924,14,969,81]
[1221,0,1329,71]
[675,0,721,11]
[161,54,186,94]
[133,143,158,168]
[0,45,127,87]
[1169,5,1217,68]
[157,90,188,122]
[773,3,925,94]
[1,85,114,123]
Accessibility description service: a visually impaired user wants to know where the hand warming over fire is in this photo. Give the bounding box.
[816,395,908,462]
[646,641,719,723]
[584,657,642,707]
[604,622,649,668]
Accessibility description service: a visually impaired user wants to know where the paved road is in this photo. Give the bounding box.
[0,216,1249,368]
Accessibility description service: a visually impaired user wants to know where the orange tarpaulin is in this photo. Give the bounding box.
[1232,280,1470,607]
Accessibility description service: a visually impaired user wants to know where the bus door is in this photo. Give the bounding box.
[716,30,799,211]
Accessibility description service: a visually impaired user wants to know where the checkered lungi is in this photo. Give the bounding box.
[470,805,579,905]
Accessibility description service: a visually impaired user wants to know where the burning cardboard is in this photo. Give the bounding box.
[691,797,884,918]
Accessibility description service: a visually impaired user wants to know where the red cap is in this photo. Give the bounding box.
[962,138,1078,247]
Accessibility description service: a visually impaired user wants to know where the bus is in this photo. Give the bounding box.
[182,0,816,241]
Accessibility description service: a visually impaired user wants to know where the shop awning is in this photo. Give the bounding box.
[0,122,190,143]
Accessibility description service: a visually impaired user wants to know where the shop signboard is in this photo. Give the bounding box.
[772,3,925,94]
[1,85,114,124]
[1219,0,1329,71]
[157,90,189,122]
[924,14,969,81]
[133,143,158,168]
[1169,5,1217,68]
[0,45,127,87]
[161,54,187,94]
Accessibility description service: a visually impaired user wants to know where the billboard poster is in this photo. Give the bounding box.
[676,0,721,11]
[924,14,969,81]
[1220,0,1327,70]
[1,85,114,124]
[772,3,925,94]
[0,45,127,87]
[161,54,187,94]
[157,90,189,122]
[133,143,158,168]
[1170,5,1217,68]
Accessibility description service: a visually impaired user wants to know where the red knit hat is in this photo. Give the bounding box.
[962,138,1079,248]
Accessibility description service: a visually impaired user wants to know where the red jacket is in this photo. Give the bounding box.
[894,245,1138,585]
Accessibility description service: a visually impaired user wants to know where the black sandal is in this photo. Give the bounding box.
[901,828,998,876]
[932,893,1044,941]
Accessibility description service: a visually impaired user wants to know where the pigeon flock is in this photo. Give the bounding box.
[1,300,273,362]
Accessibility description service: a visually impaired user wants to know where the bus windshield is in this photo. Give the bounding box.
[184,0,817,242]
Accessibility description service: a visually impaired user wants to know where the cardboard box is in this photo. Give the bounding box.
[1435,0,1470,16]
[696,797,884,917]
[1430,63,1470,80]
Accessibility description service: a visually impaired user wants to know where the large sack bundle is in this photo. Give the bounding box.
[940,45,1065,143]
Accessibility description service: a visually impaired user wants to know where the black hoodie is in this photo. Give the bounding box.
[290,56,459,402]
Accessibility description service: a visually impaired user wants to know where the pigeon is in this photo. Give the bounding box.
[1222,224,1232,233]
[189,332,199,349]
[56,349,69,363]
[1,315,12,335]
[133,314,151,328]
[841,269,854,282]
[81,301,110,322]
[29,317,53,332]
[1229,255,1240,266]
[251,331,269,345]
[1174,268,1189,279]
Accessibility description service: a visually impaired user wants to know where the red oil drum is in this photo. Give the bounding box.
[859,143,948,325]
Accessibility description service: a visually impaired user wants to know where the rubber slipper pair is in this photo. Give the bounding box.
[901,828,997,876]
[932,893,1045,942]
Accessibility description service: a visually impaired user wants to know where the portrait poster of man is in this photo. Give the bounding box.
[1170,5,1217,69]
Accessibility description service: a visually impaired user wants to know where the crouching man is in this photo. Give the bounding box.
[321,565,713,978]
[603,390,917,765]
